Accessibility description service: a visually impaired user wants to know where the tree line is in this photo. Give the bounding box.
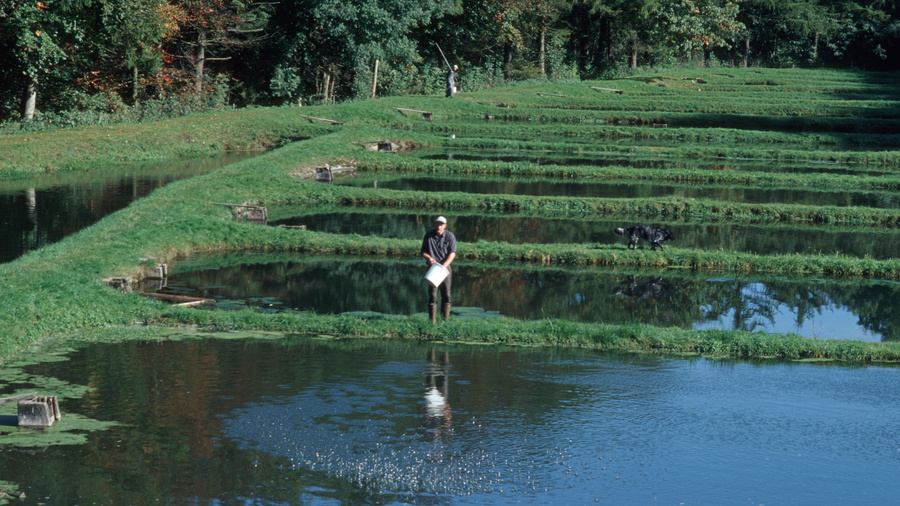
[1,0,897,125]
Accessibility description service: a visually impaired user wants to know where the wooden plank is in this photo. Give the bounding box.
[175,300,211,307]
[536,92,568,98]
[394,108,433,121]
[590,86,624,95]
[0,392,37,405]
[139,293,215,304]
[211,202,265,209]
[298,114,343,125]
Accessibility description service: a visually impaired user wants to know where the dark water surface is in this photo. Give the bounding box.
[155,255,900,341]
[336,174,900,209]
[2,336,899,504]
[272,210,900,259]
[414,150,892,176]
[0,152,258,263]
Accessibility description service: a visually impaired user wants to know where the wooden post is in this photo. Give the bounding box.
[372,59,379,99]
[17,395,61,427]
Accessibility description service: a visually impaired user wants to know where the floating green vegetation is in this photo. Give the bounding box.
[0,350,115,448]
[0,410,120,448]
[0,481,24,504]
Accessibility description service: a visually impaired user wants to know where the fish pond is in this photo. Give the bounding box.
[271,210,900,259]
[2,333,899,504]
[334,173,900,209]
[0,152,259,263]
[412,149,894,176]
[152,254,899,342]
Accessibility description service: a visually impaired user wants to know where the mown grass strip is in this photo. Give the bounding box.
[0,109,338,176]
[416,121,900,151]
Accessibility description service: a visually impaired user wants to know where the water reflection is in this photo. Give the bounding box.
[423,351,453,444]
[0,152,259,263]
[271,210,900,259]
[413,150,891,176]
[155,255,900,341]
[4,336,900,504]
[336,174,900,209]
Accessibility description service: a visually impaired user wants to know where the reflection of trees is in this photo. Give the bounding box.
[697,279,900,341]
[164,258,900,340]
[0,155,248,263]
[340,175,897,210]
[699,281,780,332]
[9,339,431,503]
[832,284,900,341]
[272,213,900,259]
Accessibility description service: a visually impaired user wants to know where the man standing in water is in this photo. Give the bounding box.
[422,216,457,323]
[446,64,458,98]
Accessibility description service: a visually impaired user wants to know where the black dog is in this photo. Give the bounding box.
[615,225,675,251]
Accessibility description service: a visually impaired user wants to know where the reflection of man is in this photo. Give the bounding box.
[421,216,457,323]
[423,351,452,443]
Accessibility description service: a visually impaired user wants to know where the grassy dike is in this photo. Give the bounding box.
[3,69,900,365]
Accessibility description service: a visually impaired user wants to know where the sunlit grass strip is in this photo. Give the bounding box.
[509,96,900,119]
[446,108,900,135]
[0,109,337,175]
[416,121,900,151]
[286,183,900,228]
[436,136,900,167]
[355,157,900,191]
[152,309,900,364]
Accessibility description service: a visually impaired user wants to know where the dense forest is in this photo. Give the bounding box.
[1,0,898,125]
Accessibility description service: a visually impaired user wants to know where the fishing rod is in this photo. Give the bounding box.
[435,43,453,71]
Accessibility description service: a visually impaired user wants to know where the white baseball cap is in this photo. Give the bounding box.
[436,216,447,224]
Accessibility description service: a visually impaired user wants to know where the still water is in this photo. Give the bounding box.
[155,255,900,341]
[272,210,900,259]
[336,173,900,209]
[414,150,892,176]
[2,336,898,504]
[0,152,259,263]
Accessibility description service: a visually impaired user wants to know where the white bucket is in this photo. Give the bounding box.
[424,263,449,287]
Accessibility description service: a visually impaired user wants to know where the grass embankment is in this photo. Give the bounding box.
[356,157,900,191]
[2,67,899,364]
[0,107,339,178]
